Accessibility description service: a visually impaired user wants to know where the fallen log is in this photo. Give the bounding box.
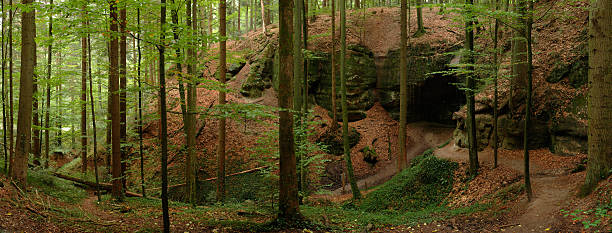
[147,165,272,191]
[52,172,142,197]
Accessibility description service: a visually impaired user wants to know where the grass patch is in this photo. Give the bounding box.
[360,156,458,212]
[28,169,87,204]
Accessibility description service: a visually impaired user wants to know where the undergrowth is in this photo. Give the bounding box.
[359,155,458,212]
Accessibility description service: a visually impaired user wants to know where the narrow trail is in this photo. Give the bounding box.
[435,142,577,232]
[314,122,454,201]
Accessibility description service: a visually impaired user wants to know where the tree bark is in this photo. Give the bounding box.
[582,0,612,194]
[415,0,425,36]
[7,0,14,176]
[465,0,479,175]
[185,0,198,205]
[159,0,171,231]
[81,4,88,174]
[340,0,361,200]
[109,0,123,200]
[1,0,8,173]
[398,0,407,172]
[12,0,36,188]
[119,3,127,191]
[278,0,301,222]
[330,0,337,129]
[217,0,227,203]
[522,0,534,201]
[136,7,145,198]
[44,0,53,169]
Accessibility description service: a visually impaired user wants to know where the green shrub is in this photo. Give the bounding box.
[360,156,457,212]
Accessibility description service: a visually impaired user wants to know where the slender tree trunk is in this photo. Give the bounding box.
[278,0,302,222]
[330,0,337,129]
[415,0,425,36]
[185,0,197,205]
[137,7,146,198]
[12,0,36,188]
[465,0,479,175]
[398,0,407,172]
[260,0,267,32]
[1,0,7,173]
[340,0,361,200]
[119,4,128,191]
[170,0,187,128]
[582,0,612,195]
[238,0,241,33]
[81,4,88,174]
[7,0,14,175]
[159,1,171,231]
[265,0,271,24]
[32,71,40,166]
[511,1,527,115]
[492,0,499,168]
[109,0,123,200]
[217,0,227,203]
[45,0,53,169]
[522,0,534,201]
[87,27,101,202]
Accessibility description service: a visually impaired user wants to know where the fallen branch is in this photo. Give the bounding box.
[52,172,142,197]
[147,165,271,191]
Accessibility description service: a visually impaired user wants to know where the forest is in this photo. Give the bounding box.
[0,0,610,231]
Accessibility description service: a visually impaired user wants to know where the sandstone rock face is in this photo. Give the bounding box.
[378,44,462,124]
[309,45,378,121]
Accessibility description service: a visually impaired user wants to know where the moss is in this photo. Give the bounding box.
[28,170,87,204]
[360,155,458,212]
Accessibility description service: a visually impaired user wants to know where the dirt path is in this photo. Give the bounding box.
[435,142,577,232]
[320,122,454,198]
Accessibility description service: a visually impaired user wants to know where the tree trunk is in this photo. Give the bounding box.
[511,1,527,115]
[136,7,146,198]
[465,0,479,175]
[87,26,101,202]
[109,0,123,200]
[260,0,267,32]
[119,4,128,191]
[12,0,36,188]
[217,0,227,203]
[238,0,241,33]
[340,0,361,200]
[32,71,40,166]
[278,0,301,222]
[159,1,171,231]
[582,0,612,195]
[330,0,337,129]
[522,0,534,201]
[45,0,53,169]
[1,0,8,173]
[493,0,499,168]
[81,4,88,174]
[7,0,14,176]
[185,0,197,205]
[398,0,407,172]
[415,0,425,36]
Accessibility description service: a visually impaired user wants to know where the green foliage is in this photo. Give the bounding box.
[360,156,458,212]
[560,198,611,230]
[27,170,87,204]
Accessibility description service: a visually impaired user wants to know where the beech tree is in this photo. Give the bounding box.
[278,0,301,222]
[340,0,361,200]
[217,0,228,203]
[159,0,171,231]
[582,0,612,195]
[109,0,123,200]
[398,0,408,172]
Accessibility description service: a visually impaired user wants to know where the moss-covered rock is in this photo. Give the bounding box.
[240,44,277,97]
[360,155,457,212]
[379,43,460,122]
[310,45,377,121]
[317,127,361,156]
